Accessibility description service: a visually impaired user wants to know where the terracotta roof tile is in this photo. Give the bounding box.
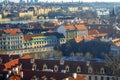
[96,33,107,37]
[88,30,99,35]
[64,25,75,30]
[75,37,83,43]
[75,24,87,30]
[3,29,21,35]
[75,36,94,43]
[112,38,120,46]
[4,59,19,70]
[24,34,42,41]
[21,55,32,59]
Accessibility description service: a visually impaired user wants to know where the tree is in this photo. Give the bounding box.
[76,52,83,59]
[104,54,120,76]
[53,50,62,59]
[85,52,93,60]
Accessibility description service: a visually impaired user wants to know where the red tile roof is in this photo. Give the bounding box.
[4,55,31,70]
[4,59,19,70]
[75,37,84,43]
[64,25,75,30]
[21,55,32,59]
[75,24,87,30]
[88,30,99,35]
[96,33,107,37]
[64,74,86,80]
[24,34,42,41]
[75,36,94,43]
[3,29,21,35]
[112,38,120,46]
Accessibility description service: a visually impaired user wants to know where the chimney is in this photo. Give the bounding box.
[73,73,77,79]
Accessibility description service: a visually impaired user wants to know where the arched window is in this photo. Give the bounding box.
[88,66,93,73]
[43,64,47,71]
[76,66,81,73]
[65,65,70,72]
[54,65,58,72]
[100,67,105,74]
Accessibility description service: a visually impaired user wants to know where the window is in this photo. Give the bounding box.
[60,59,64,65]
[95,76,97,80]
[65,65,69,72]
[106,77,109,80]
[100,67,105,74]
[30,58,35,63]
[88,66,93,73]
[32,63,37,71]
[43,64,47,71]
[54,65,58,72]
[89,76,91,80]
[76,66,81,73]
[101,76,104,80]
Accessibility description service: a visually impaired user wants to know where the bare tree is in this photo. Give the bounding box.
[104,54,120,76]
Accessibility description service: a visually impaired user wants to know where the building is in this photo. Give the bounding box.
[68,7,78,12]
[23,34,58,49]
[57,24,88,40]
[110,38,120,54]
[96,8,110,17]
[0,14,2,19]
[0,54,120,80]
[18,59,120,80]
[0,29,24,50]
[19,11,34,18]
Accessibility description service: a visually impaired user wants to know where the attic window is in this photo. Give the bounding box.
[30,58,35,63]
[100,67,105,74]
[54,65,58,72]
[86,61,90,66]
[32,63,37,71]
[88,66,93,73]
[60,59,64,65]
[0,58,2,64]
[65,65,70,72]
[43,64,47,71]
[77,66,81,73]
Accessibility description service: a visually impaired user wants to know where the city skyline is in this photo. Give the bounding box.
[1,0,120,3]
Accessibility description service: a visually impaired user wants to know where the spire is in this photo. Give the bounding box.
[110,5,116,17]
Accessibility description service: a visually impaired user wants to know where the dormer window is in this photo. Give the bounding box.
[19,63,22,70]
[30,58,35,63]
[0,58,2,64]
[88,66,93,73]
[100,67,105,74]
[86,61,90,66]
[32,63,37,71]
[54,65,58,72]
[43,64,47,71]
[65,65,70,72]
[60,59,64,65]
[77,66,81,73]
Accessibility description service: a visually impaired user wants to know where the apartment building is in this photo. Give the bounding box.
[0,29,23,50]
[57,24,88,40]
